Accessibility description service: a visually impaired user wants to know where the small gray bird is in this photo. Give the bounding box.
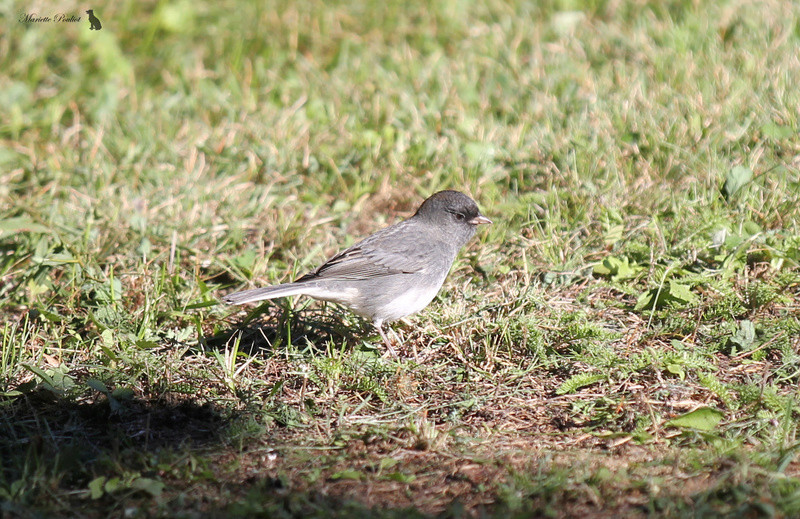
[223,190,491,353]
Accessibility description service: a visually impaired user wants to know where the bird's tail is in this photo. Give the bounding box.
[222,283,309,305]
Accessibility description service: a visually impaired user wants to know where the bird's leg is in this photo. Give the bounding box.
[375,321,398,358]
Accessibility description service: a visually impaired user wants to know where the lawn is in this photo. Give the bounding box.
[2,0,800,517]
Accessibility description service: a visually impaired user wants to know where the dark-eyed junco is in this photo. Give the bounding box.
[223,190,491,353]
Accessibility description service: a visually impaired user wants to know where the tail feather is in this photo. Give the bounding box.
[223,283,310,305]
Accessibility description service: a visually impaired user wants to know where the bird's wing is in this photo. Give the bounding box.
[300,246,423,280]
[295,222,434,282]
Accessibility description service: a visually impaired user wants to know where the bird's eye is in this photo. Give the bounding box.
[455,213,465,221]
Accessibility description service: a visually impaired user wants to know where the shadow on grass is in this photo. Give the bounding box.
[206,300,381,356]
[0,388,446,518]
[0,388,223,514]
[0,307,398,517]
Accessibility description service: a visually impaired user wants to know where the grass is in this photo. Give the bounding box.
[2,0,800,516]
